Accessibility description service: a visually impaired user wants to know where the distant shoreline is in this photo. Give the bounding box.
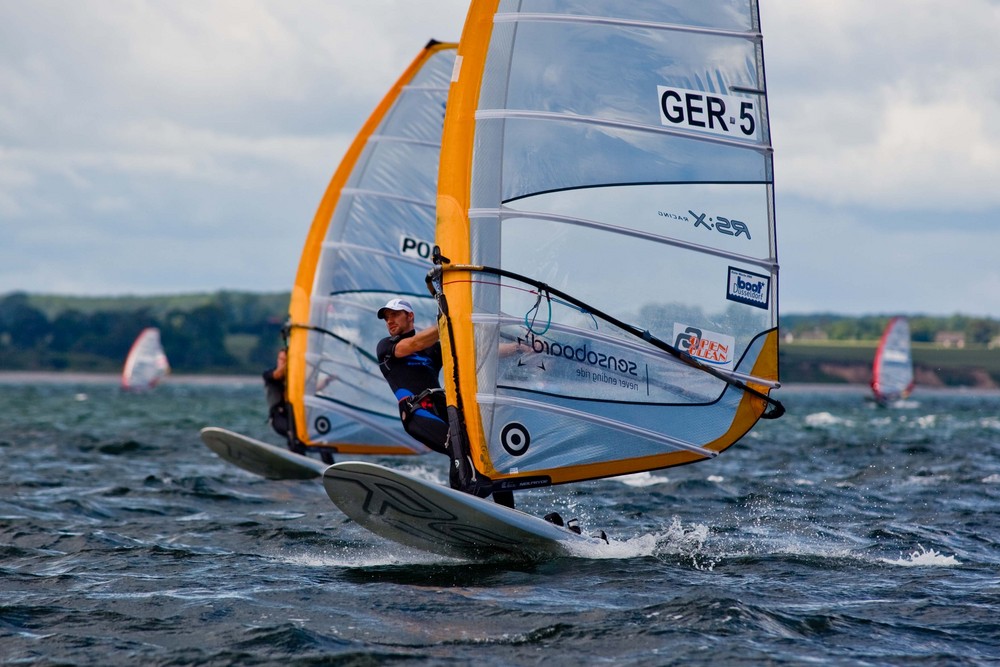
[0,371,260,386]
[2,371,997,396]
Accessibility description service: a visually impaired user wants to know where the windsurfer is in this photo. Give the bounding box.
[375,297,515,508]
[375,299,447,451]
[263,348,297,448]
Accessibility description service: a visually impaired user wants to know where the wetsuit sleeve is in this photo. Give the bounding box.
[376,336,400,364]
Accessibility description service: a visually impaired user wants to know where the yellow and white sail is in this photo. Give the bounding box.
[287,40,457,455]
[435,2,782,488]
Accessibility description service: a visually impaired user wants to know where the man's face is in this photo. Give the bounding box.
[383,309,414,336]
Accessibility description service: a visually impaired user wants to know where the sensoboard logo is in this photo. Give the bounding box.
[727,267,770,310]
[519,331,639,377]
[657,85,759,140]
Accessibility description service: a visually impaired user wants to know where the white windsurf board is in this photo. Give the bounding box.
[200,426,328,480]
[322,461,605,560]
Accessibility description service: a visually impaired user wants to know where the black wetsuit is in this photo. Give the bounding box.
[262,367,290,439]
[376,329,514,508]
[376,330,449,455]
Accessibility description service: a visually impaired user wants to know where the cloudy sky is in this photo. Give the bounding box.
[2,1,998,316]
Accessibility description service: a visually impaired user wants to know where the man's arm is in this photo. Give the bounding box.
[394,325,439,357]
[498,338,526,357]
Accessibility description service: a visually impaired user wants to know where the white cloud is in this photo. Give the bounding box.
[1,0,998,316]
[0,0,469,294]
[763,0,1000,211]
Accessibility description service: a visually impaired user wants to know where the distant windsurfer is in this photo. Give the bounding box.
[262,345,334,463]
[375,297,514,508]
[263,348,296,447]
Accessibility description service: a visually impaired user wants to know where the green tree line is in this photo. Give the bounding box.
[0,291,289,374]
[3,291,999,375]
[781,313,1000,346]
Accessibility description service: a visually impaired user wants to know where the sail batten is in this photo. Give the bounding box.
[366,136,442,149]
[401,85,451,92]
[474,109,773,153]
[467,207,778,270]
[320,241,433,270]
[339,188,437,208]
[436,0,780,488]
[494,12,760,40]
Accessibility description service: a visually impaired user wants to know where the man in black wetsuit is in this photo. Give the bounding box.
[263,346,313,456]
[375,298,514,508]
[375,298,449,457]
[263,348,291,440]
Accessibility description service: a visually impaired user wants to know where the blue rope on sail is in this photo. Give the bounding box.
[524,290,551,335]
[523,288,598,335]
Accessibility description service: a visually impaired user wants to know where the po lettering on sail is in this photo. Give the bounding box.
[657,85,759,141]
[399,235,434,261]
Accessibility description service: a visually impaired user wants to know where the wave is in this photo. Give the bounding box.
[879,544,962,567]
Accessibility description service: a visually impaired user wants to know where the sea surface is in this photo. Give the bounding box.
[2,375,999,666]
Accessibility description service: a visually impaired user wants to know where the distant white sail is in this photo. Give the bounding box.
[871,317,914,405]
[434,1,783,490]
[121,327,169,391]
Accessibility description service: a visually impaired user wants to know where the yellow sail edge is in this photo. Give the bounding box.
[288,41,458,451]
[436,1,499,468]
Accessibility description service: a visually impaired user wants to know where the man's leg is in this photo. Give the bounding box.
[402,411,450,456]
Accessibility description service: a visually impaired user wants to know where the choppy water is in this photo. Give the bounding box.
[2,376,999,666]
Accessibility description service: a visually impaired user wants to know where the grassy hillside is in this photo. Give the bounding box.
[780,341,1000,387]
[1,291,291,374]
[5,291,999,386]
[26,292,289,320]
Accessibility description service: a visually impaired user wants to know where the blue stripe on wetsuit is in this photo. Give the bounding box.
[394,388,447,424]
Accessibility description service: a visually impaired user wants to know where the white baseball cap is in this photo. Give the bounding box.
[376,298,414,319]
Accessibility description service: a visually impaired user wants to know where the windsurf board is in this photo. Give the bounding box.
[200,426,328,480]
[322,461,605,560]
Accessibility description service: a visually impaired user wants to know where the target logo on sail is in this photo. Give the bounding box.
[657,85,759,140]
[726,267,770,310]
